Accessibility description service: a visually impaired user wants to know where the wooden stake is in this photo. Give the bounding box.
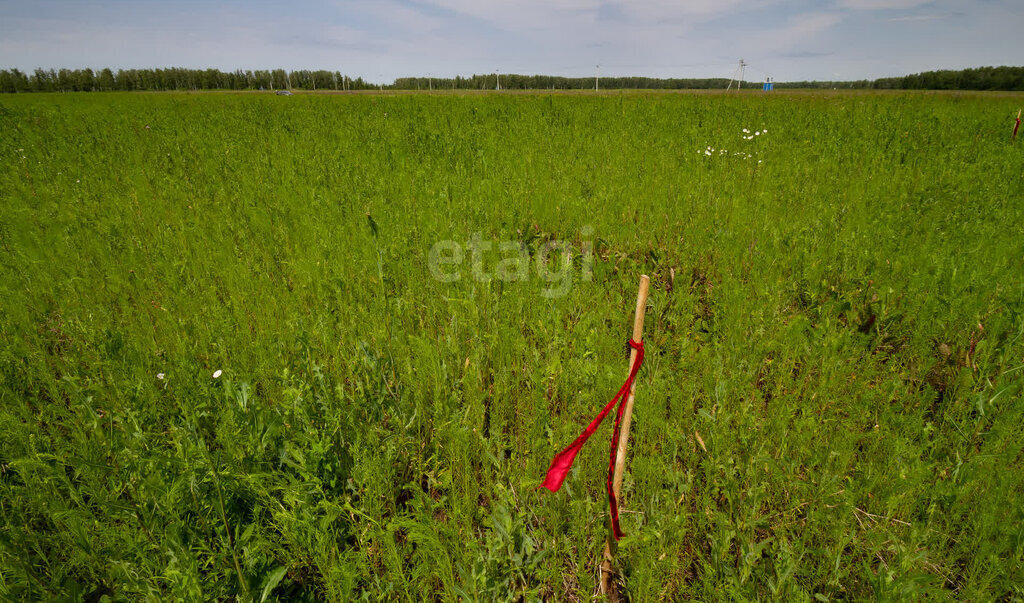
[600,274,650,599]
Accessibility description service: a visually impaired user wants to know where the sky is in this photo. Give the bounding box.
[1,0,1021,83]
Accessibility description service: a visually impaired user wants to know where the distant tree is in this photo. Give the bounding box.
[79,68,96,91]
[3,65,1022,93]
[0,69,30,93]
[96,68,115,91]
[872,66,1024,91]
[271,69,288,90]
[30,69,51,91]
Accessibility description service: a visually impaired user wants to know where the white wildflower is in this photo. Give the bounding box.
[212,369,222,379]
[157,373,165,380]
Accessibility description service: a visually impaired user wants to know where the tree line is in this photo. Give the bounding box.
[0,68,376,93]
[872,66,1024,91]
[392,74,733,90]
[0,68,733,92]
[1,65,1022,93]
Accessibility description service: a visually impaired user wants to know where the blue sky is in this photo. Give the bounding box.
[1,0,1020,83]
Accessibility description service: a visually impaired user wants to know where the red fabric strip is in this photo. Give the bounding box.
[539,339,645,540]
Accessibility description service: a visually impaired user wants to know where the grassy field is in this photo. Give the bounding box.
[1,89,1023,601]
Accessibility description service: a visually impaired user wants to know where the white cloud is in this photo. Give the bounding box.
[887,14,947,21]
[781,12,843,37]
[836,0,934,9]
[414,0,772,31]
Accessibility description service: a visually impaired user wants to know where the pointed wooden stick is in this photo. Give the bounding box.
[600,274,650,598]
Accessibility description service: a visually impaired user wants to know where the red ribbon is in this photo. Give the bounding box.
[539,339,645,540]
[1014,115,1021,140]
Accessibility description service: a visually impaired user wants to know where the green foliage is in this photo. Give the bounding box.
[874,65,1024,91]
[392,74,735,90]
[0,68,373,93]
[3,65,1022,93]
[0,90,1023,600]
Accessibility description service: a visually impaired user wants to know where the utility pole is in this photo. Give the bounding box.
[596,64,599,91]
[726,58,747,91]
[496,70,500,91]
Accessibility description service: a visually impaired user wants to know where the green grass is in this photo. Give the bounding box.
[1,90,1023,600]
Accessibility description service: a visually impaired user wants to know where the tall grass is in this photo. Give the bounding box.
[1,90,1022,600]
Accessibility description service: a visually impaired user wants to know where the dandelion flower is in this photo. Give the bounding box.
[212,369,222,379]
[157,373,165,380]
